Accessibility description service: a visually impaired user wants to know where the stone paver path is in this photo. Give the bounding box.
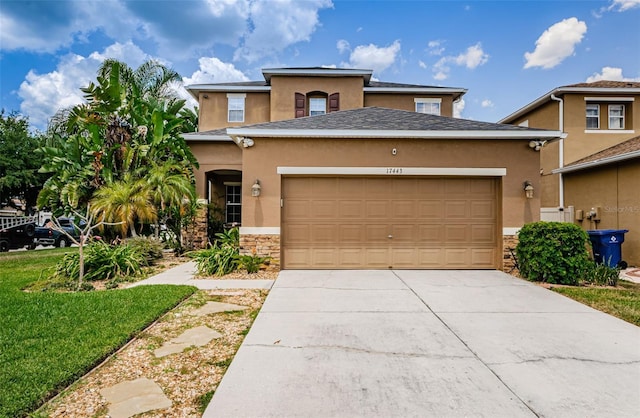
[192,301,249,316]
[154,325,223,358]
[100,378,171,418]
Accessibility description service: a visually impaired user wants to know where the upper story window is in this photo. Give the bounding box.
[227,93,246,123]
[295,92,340,118]
[309,97,327,116]
[415,98,441,115]
[586,104,600,129]
[609,104,625,129]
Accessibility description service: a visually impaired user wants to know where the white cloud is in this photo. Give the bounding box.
[586,66,640,82]
[608,0,640,11]
[524,17,587,69]
[17,42,151,130]
[345,40,401,74]
[418,60,427,69]
[481,99,494,108]
[431,42,488,80]
[182,57,249,85]
[234,0,333,62]
[427,40,445,56]
[337,39,350,54]
[453,98,465,118]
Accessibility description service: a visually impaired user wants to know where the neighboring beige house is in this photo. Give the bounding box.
[553,136,640,267]
[499,81,640,267]
[184,67,562,270]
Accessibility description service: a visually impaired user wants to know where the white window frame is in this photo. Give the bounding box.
[414,98,441,115]
[224,182,242,225]
[586,103,600,129]
[227,93,246,123]
[608,104,625,130]
[309,97,327,116]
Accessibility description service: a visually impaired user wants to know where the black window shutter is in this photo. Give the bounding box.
[295,93,306,118]
[329,93,339,112]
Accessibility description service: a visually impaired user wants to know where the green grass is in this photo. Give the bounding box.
[552,280,640,326]
[0,249,196,418]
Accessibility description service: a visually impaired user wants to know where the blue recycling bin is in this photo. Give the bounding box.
[587,229,629,268]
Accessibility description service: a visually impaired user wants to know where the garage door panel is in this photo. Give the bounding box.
[312,200,336,218]
[471,200,495,218]
[311,225,339,242]
[392,200,416,218]
[366,201,390,218]
[282,177,499,269]
[445,201,468,218]
[339,200,365,218]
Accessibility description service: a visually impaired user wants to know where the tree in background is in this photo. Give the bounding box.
[38,59,199,242]
[0,111,46,210]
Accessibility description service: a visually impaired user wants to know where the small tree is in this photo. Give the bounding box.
[49,205,122,290]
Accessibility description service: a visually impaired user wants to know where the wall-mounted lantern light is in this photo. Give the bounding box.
[251,179,261,197]
[523,181,534,199]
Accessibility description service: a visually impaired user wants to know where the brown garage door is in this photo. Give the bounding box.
[281,177,500,269]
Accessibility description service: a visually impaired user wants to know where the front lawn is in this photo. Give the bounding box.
[552,280,640,326]
[0,249,196,418]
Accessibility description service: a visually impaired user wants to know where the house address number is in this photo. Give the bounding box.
[386,168,403,174]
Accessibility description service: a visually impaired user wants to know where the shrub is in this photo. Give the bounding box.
[125,236,165,265]
[189,228,240,277]
[53,241,147,282]
[516,221,590,285]
[236,252,271,274]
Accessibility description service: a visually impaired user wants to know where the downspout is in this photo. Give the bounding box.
[550,94,564,208]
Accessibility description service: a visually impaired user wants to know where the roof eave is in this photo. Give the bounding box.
[183,133,233,142]
[262,67,373,83]
[552,150,640,174]
[185,84,271,99]
[499,86,640,124]
[364,87,468,98]
[226,128,564,140]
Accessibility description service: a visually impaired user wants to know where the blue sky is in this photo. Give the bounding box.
[1,0,639,131]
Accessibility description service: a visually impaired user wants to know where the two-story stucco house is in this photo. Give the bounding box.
[499,81,640,267]
[184,67,562,270]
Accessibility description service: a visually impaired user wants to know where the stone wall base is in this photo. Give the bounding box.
[239,234,281,271]
[502,234,519,275]
[181,204,208,251]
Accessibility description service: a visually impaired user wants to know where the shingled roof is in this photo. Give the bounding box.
[553,135,640,174]
[499,80,640,124]
[225,107,562,140]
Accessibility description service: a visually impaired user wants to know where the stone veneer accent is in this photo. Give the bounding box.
[239,234,281,271]
[181,203,209,250]
[502,234,520,275]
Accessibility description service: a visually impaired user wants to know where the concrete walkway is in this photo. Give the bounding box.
[204,270,640,418]
[128,261,274,290]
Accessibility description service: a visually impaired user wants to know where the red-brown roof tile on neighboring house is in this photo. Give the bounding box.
[564,80,640,89]
[567,135,640,167]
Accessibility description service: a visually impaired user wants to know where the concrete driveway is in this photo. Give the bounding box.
[204,270,640,418]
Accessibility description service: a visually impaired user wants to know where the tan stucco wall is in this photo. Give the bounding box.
[198,92,270,131]
[564,159,640,267]
[364,94,455,117]
[188,141,242,197]
[240,138,540,230]
[269,76,364,121]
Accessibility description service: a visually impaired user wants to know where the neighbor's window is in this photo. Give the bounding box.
[309,97,327,116]
[586,104,600,129]
[225,184,241,224]
[415,98,441,115]
[227,93,246,123]
[609,104,625,129]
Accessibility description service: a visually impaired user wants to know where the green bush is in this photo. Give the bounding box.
[189,228,240,277]
[125,236,165,265]
[53,241,147,282]
[516,221,590,285]
[236,253,271,273]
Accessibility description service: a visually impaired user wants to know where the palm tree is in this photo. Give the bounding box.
[90,174,157,238]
